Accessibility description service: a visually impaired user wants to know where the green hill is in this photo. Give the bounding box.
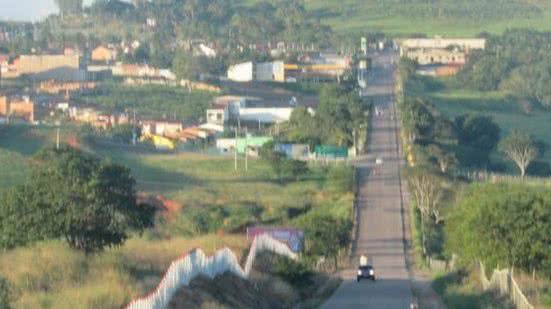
[245,0,551,37]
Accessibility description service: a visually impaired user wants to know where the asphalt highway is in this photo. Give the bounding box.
[321,51,413,309]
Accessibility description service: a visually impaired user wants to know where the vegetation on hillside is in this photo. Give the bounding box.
[0,146,155,253]
[397,32,551,306]
[459,30,551,108]
[279,84,369,148]
[75,84,215,124]
[446,183,551,277]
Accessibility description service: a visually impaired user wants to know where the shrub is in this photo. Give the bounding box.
[282,159,309,180]
[275,258,313,286]
[0,276,11,309]
[325,166,353,194]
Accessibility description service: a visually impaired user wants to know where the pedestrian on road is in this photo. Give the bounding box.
[360,253,368,266]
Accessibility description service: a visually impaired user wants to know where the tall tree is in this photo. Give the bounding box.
[406,167,444,254]
[300,214,351,271]
[55,0,83,16]
[499,131,538,177]
[447,183,551,276]
[455,114,500,166]
[0,146,155,253]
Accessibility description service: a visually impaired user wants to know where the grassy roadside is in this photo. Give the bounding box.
[432,269,514,309]
[429,87,551,166]
[0,124,355,308]
[0,235,248,309]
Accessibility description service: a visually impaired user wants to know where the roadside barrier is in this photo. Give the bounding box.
[127,234,298,309]
[479,262,534,309]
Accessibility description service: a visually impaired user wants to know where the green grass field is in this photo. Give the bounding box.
[244,0,551,37]
[0,125,354,308]
[94,146,346,222]
[0,125,351,220]
[0,235,248,309]
[0,125,78,191]
[427,88,551,167]
[324,0,551,37]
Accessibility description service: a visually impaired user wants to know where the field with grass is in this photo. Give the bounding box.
[433,269,514,309]
[0,125,80,191]
[0,235,248,309]
[244,0,551,37]
[0,124,353,225]
[0,124,353,307]
[427,88,551,167]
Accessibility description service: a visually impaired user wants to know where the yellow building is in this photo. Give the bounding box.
[10,54,84,81]
[13,54,80,75]
[91,46,118,63]
[0,95,35,123]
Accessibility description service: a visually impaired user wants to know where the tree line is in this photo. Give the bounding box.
[459,30,551,109]
[397,57,548,272]
[373,0,542,20]
[279,84,369,149]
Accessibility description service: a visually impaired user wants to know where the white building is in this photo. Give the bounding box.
[206,95,300,125]
[238,107,294,123]
[398,37,486,55]
[227,61,285,82]
[227,62,254,82]
[404,48,466,65]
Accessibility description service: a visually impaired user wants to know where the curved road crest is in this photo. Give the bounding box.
[321,51,413,309]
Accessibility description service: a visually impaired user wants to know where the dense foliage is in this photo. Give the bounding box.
[298,214,352,270]
[399,59,501,169]
[0,146,155,253]
[54,0,83,16]
[0,276,11,309]
[460,30,551,108]
[446,183,551,277]
[259,143,309,182]
[76,84,215,124]
[281,84,368,147]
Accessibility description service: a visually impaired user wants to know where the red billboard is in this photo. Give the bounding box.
[246,227,304,253]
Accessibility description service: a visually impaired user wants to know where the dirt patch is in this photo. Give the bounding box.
[138,193,183,220]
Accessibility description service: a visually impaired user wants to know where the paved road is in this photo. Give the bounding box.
[321,51,413,309]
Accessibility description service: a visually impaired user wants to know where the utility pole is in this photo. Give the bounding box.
[234,126,238,172]
[56,127,60,150]
[352,127,357,157]
[132,110,137,145]
[245,128,248,172]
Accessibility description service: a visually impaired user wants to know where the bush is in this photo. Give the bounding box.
[0,276,11,309]
[275,258,313,286]
[298,214,352,270]
[325,166,354,194]
[167,202,264,236]
[282,159,309,180]
[446,183,551,276]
